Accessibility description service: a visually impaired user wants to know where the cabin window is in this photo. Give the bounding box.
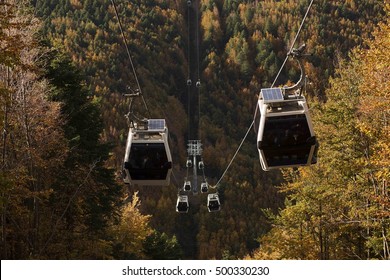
[127,143,170,180]
[261,115,314,167]
[262,114,311,147]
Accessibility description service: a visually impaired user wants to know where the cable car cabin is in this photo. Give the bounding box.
[207,193,221,212]
[176,195,189,213]
[183,180,191,191]
[201,182,208,193]
[256,88,318,171]
[123,119,172,186]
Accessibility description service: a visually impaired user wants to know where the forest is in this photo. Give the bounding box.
[0,0,388,259]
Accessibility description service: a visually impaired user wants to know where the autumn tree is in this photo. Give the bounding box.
[111,192,152,259]
[0,0,68,259]
[38,46,124,259]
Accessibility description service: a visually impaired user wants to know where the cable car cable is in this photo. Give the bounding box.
[195,0,200,80]
[271,0,314,87]
[195,0,202,139]
[187,0,202,140]
[187,1,192,140]
[212,120,254,189]
[111,0,151,119]
[254,0,314,134]
[187,2,191,84]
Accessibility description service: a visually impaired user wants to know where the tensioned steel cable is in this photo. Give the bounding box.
[111,0,151,118]
[195,0,202,139]
[271,0,314,87]
[253,0,314,134]
[187,1,192,140]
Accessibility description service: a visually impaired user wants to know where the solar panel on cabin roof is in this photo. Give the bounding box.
[261,88,284,103]
[148,119,165,131]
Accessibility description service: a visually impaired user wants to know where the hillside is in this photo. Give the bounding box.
[1,0,388,259]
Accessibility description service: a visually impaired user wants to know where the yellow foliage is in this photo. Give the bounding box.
[111,192,152,258]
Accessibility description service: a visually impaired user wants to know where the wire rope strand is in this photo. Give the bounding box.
[187,83,191,141]
[213,120,254,188]
[187,2,191,81]
[186,2,192,140]
[111,0,151,118]
[202,162,207,182]
[195,0,200,80]
[171,169,181,194]
[271,0,314,87]
[197,1,202,140]
[186,161,190,179]
[198,83,201,139]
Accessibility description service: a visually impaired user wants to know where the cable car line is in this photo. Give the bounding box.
[213,120,254,189]
[176,1,220,213]
[271,0,314,88]
[111,0,151,119]
[195,0,201,84]
[254,0,315,133]
[186,0,203,141]
[186,1,192,141]
[195,0,202,140]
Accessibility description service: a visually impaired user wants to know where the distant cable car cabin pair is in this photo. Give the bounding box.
[256,87,318,171]
[123,119,172,186]
[175,193,221,213]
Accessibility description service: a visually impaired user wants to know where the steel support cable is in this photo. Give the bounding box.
[198,83,201,139]
[212,120,254,189]
[187,2,191,81]
[187,85,191,141]
[111,0,151,118]
[253,0,315,134]
[213,0,314,189]
[187,2,192,140]
[185,0,191,175]
[186,162,190,179]
[271,0,314,87]
[196,0,202,139]
[171,169,181,194]
[201,162,207,182]
[187,1,202,140]
[195,0,200,80]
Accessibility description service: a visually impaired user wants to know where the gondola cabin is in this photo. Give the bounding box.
[183,180,191,191]
[201,182,208,193]
[207,193,221,212]
[256,88,318,171]
[176,195,189,213]
[123,119,172,186]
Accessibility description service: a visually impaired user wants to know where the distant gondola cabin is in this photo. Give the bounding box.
[176,195,189,213]
[207,193,221,212]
